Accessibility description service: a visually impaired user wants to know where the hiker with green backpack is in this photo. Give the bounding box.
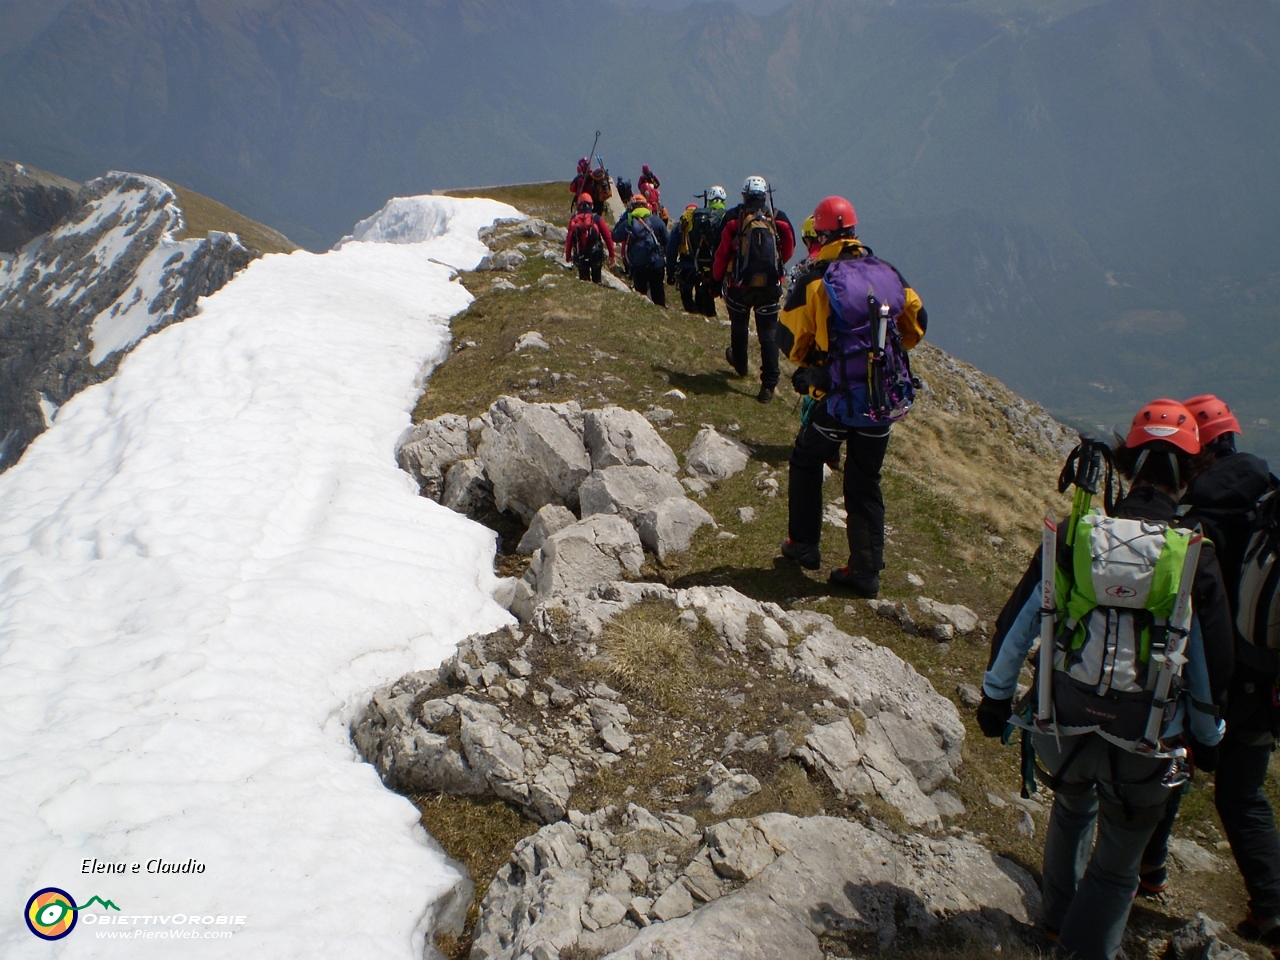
[1135,394,1280,950]
[978,399,1235,960]
[666,185,726,316]
[612,195,669,307]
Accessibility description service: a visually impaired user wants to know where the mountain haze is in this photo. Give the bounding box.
[2,0,1276,457]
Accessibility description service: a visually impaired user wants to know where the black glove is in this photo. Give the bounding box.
[790,364,832,395]
[976,695,1013,739]
[1188,738,1219,773]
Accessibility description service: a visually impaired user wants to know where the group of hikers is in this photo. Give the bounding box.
[564,157,1277,960]
[975,396,1280,960]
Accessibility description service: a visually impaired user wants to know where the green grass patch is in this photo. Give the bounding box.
[166,181,299,255]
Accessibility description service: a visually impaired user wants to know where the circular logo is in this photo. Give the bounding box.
[1106,585,1139,599]
[25,888,78,940]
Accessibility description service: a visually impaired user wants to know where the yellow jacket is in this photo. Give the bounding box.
[778,239,926,392]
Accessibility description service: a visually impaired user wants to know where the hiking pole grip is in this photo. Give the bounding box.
[1140,530,1204,750]
[1037,512,1058,728]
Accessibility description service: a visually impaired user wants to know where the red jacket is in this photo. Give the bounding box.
[711,205,796,284]
[565,212,615,261]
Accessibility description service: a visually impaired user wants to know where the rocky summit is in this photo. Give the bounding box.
[0,165,254,471]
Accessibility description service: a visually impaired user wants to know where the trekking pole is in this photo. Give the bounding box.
[587,130,601,165]
[1139,529,1204,752]
[1037,512,1058,728]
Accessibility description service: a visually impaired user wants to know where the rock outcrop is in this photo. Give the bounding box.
[471,808,1040,960]
[476,396,590,522]
[0,160,79,253]
[0,170,255,471]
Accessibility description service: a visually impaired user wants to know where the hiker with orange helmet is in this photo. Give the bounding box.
[776,195,925,594]
[565,193,615,284]
[977,399,1235,960]
[1136,395,1280,949]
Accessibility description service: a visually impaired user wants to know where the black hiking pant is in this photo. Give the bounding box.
[788,405,891,574]
[575,248,604,284]
[1140,732,1280,918]
[725,285,780,388]
[632,265,666,307]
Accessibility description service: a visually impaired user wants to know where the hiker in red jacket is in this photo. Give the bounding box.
[565,193,615,284]
[712,176,795,403]
[570,158,610,215]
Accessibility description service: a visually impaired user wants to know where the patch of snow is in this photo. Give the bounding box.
[1,195,520,957]
[335,195,523,249]
[37,394,58,427]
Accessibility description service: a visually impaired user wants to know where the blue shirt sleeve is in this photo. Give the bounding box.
[1181,616,1226,746]
[983,589,1041,699]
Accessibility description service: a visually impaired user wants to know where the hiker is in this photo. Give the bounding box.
[570,157,610,215]
[777,195,926,595]
[667,186,727,316]
[638,163,660,192]
[612,196,668,306]
[711,176,795,403]
[565,193,615,284]
[1137,395,1280,948]
[639,179,667,224]
[977,399,1235,960]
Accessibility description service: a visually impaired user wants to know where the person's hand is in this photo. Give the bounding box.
[1188,738,1219,773]
[976,695,1013,738]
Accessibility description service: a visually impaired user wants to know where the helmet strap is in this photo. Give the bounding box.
[1168,452,1180,491]
[1132,449,1150,481]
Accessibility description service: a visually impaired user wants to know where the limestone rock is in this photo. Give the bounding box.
[1169,837,1220,873]
[442,458,492,515]
[515,330,550,352]
[637,497,716,560]
[579,465,686,525]
[606,814,1040,960]
[477,396,590,522]
[916,597,980,635]
[528,516,644,600]
[584,406,680,474]
[684,427,752,481]
[397,413,473,500]
[697,762,763,815]
[517,503,577,556]
[650,880,695,921]
[1165,913,1249,960]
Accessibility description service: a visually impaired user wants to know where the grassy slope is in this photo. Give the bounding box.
[417,182,1267,955]
[166,181,298,255]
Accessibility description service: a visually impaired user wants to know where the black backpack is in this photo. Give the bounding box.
[688,208,725,272]
[1237,480,1280,651]
[734,206,781,288]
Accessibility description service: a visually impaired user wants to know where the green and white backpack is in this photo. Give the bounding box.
[1049,511,1198,750]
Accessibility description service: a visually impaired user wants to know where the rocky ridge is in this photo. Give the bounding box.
[0,168,255,471]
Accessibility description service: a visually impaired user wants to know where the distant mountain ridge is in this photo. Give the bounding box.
[2,0,1275,459]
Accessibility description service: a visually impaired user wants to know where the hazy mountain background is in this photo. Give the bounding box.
[2,0,1276,459]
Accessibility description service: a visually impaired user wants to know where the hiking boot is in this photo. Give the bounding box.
[780,538,821,570]
[829,567,880,597]
[1137,863,1168,896]
[1238,910,1280,947]
[757,384,775,404]
[725,346,747,377]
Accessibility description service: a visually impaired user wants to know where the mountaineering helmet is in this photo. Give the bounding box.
[812,196,857,232]
[741,175,768,199]
[801,216,818,244]
[578,157,591,172]
[1182,394,1242,444]
[1125,399,1201,456]
[577,193,594,209]
[642,164,652,175]
[707,185,727,203]
[685,203,698,210]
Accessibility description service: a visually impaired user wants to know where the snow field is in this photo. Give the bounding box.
[0,197,521,957]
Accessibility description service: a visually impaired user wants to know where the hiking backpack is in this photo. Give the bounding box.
[568,212,603,260]
[820,255,916,427]
[616,178,633,205]
[733,208,781,288]
[1236,484,1280,650]
[625,213,662,267]
[688,208,724,273]
[1047,511,1200,751]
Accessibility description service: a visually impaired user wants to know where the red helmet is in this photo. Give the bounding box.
[642,164,651,175]
[685,203,697,210]
[1183,394,1242,445]
[578,157,590,173]
[577,192,594,207]
[1125,399,1200,455]
[813,196,857,232]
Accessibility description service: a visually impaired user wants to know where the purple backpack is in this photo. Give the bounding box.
[822,255,916,427]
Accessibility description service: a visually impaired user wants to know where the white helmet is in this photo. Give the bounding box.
[741,175,768,199]
[707,185,727,202]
